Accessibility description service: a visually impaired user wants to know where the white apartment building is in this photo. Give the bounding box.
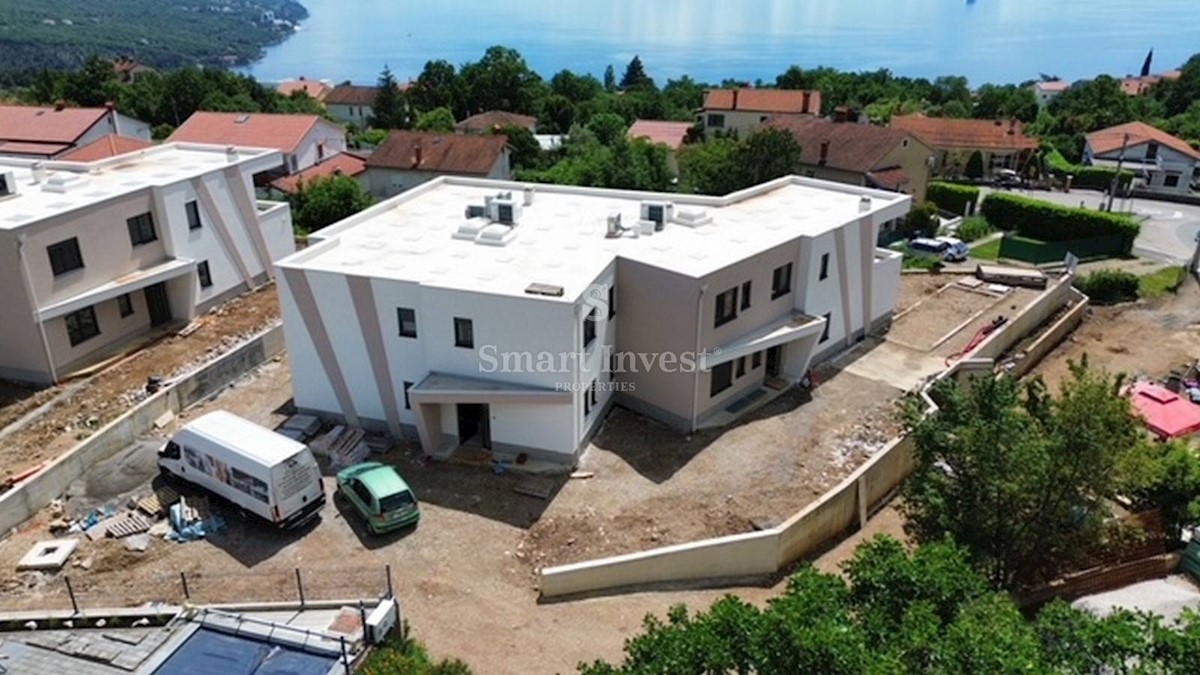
[0,144,296,384]
[275,177,909,464]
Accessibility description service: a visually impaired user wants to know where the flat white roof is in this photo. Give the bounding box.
[0,143,281,230]
[179,410,306,467]
[281,176,909,302]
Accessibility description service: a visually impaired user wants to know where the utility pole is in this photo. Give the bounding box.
[1106,132,1130,213]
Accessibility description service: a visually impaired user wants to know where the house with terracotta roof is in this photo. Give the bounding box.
[697,88,821,138]
[111,58,156,84]
[363,131,511,198]
[1120,70,1181,97]
[167,112,347,176]
[0,104,151,160]
[1085,121,1200,195]
[767,117,935,201]
[456,110,537,135]
[1032,80,1070,107]
[277,77,333,102]
[59,135,154,162]
[269,152,368,195]
[324,84,381,127]
[890,113,1039,178]
[627,119,695,172]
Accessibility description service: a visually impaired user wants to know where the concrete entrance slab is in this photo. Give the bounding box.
[16,538,79,571]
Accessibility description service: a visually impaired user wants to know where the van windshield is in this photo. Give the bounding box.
[379,491,416,512]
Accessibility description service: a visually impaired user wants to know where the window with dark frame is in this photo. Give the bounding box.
[1164,174,1181,188]
[47,238,84,276]
[740,280,752,310]
[186,200,202,230]
[197,261,213,288]
[819,253,830,280]
[454,317,474,348]
[583,307,597,349]
[714,287,738,327]
[820,312,832,343]
[752,351,762,369]
[117,293,134,318]
[608,284,616,319]
[1146,142,1159,160]
[584,384,592,416]
[707,113,725,128]
[65,306,100,346]
[397,307,417,338]
[772,263,793,299]
[590,380,598,407]
[710,361,733,397]
[126,212,158,246]
[610,352,618,380]
[403,381,412,409]
[736,356,746,377]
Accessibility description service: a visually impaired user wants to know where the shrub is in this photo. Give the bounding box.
[965,150,985,180]
[980,192,1140,253]
[1073,269,1140,304]
[927,182,980,216]
[1045,148,1133,191]
[902,201,940,238]
[955,215,996,242]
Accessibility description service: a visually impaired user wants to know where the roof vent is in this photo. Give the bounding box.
[525,282,564,297]
[41,172,86,194]
[0,171,15,197]
[674,208,713,228]
[453,218,488,241]
[235,114,250,124]
[640,201,672,232]
[476,223,517,246]
[226,145,239,162]
[859,195,872,213]
[605,212,626,238]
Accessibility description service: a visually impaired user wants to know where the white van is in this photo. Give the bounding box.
[158,411,326,528]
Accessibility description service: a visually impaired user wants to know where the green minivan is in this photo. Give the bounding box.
[335,462,421,533]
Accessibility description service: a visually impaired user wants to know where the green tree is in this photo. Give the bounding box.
[603,65,616,93]
[901,201,940,238]
[371,66,409,129]
[550,69,603,102]
[619,55,655,92]
[408,59,461,117]
[538,94,576,134]
[678,136,740,194]
[494,124,543,170]
[734,128,803,186]
[679,129,802,195]
[458,46,545,115]
[902,360,1146,590]
[289,175,375,235]
[973,83,1039,123]
[585,112,628,146]
[414,106,456,132]
[662,76,705,120]
[964,149,985,179]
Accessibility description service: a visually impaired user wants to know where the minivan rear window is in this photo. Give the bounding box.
[379,491,416,513]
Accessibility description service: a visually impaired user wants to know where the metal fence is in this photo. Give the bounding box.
[0,565,393,614]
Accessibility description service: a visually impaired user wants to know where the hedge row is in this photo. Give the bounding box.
[1073,269,1140,304]
[1045,149,1134,191]
[926,182,980,216]
[980,192,1140,253]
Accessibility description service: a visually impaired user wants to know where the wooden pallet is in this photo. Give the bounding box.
[105,513,151,539]
[136,485,180,517]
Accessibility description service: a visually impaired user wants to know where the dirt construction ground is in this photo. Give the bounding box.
[0,350,905,673]
[0,285,280,484]
[1033,278,1200,390]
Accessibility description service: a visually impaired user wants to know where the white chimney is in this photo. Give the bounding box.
[523,186,535,206]
[225,145,239,162]
[859,195,871,213]
[605,213,624,238]
[31,162,47,185]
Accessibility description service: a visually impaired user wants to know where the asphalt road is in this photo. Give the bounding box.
[979,187,1200,265]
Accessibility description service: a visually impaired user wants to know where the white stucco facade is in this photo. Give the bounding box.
[275,176,909,464]
[0,144,296,383]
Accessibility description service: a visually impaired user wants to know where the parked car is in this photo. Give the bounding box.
[158,411,326,528]
[336,462,421,533]
[935,236,970,262]
[992,168,1021,188]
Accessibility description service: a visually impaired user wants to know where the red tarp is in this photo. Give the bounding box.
[1127,381,1200,440]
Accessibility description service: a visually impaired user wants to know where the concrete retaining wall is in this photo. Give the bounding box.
[0,325,286,535]
[971,274,1075,361]
[1009,289,1089,378]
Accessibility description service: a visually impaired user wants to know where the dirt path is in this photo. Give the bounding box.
[0,285,280,484]
[1032,280,1200,390]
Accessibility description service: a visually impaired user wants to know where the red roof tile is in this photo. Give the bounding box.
[58,134,154,162]
[167,112,328,154]
[0,141,73,157]
[325,84,380,106]
[269,152,367,194]
[456,110,537,133]
[766,117,920,174]
[627,120,693,150]
[277,78,332,101]
[365,131,508,175]
[866,167,910,190]
[1087,121,1200,161]
[0,104,111,145]
[890,114,1039,152]
[1034,80,1070,93]
[703,88,821,115]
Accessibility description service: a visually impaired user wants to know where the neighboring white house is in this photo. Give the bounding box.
[168,112,347,176]
[0,104,152,160]
[1085,121,1200,195]
[0,144,296,383]
[324,84,380,128]
[1031,80,1070,107]
[363,131,511,198]
[273,176,909,465]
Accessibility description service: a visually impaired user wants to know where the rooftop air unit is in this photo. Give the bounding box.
[640,201,672,232]
[0,170,15,198]
[605,212,626,238]
[487,191,522,225]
